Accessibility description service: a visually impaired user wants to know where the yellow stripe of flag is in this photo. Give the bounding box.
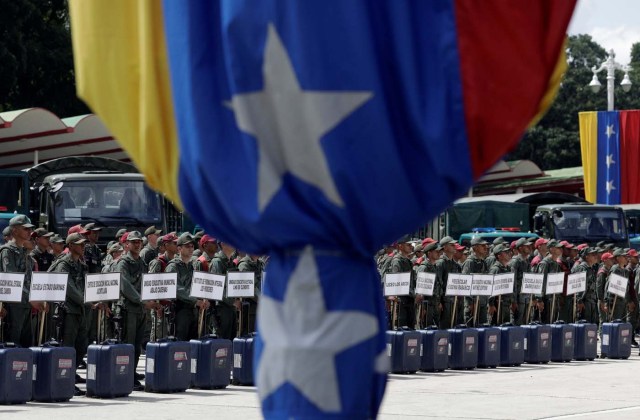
[579,112,598,203]
[68,0,182,209]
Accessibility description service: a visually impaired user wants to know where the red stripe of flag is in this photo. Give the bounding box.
[620,110,640,203]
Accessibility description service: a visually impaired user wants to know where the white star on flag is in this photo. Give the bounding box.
[606,180,616,195]
[605,124,615,138]
[256,246,379,413]
[606,154,616,169]
[227,24,373,212]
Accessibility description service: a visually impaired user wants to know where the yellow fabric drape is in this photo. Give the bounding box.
[68,0,182,209]
[579,112,598,203]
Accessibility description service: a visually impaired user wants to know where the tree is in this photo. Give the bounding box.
[507,34,640,170]
[0,0,88,117]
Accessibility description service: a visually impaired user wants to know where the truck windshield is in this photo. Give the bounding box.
[52,179,162,225]
[0,174,25,213]
[552,209,627,242]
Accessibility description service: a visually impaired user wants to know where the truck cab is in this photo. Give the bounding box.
[533,204,629,248]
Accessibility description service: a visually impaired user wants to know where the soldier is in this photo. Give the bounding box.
[31,228,54,272]
[148,233,178,273]
[484,237,505,269]
[193,234,217,272]
[534,240,563,323]
[140,226,162,267]
[625,249,639,347]
[596,252,615,335]
[412,243,424,269]
[83,223,104,346]
[387,236,417,329]
[50,235,66,260]
[462,236,489,326]
[416,241,442,327]
[115,231,160,391]
[530,238,549,270]
[237,253,263,335]
[102,229,127,268]
[166,233,209,341]
[2,225,11,244]
[488,244,516,325]
[0,215,44,348]
[192,230,205,258]
[572,247,599,324]
[509,238,533,325]
[556,241,573,323]
[454,244,467,266]
[102,243,124,273]
[607,249,633,323]
[436,236,462,329]
[210,241,239,340]
[49,233,107,395]
[377,244,396,278]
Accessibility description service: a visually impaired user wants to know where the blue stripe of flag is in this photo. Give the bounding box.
[596,111,621,204]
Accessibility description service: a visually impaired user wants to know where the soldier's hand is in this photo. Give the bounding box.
[577,302,585,312]
[234,299,242,311]
[603,305,609,314]
[437,303,443,312]
[144,301,158,310]
[0,307,6,318]
[536,301,545,312]
[30,301,45,312]
[488,305,497,315]
[628,302,636,312]
[468,304,474,314]
[510,303,518,312]
[415,294,424,304]
[387,296,397,302]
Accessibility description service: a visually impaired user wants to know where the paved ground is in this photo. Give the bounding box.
[4,350,640,419]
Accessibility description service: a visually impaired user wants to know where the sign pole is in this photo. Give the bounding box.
[551,294,556,323]
[473,296,479,327]
[0,302,3,342]
[38,303,47,345]
[610,295,617,322]
[573,295,577,323]
[417,302,423,329]
[451,296,458,329]
[526,294,534,324]
[198,306,205,338]
[497,295,502,325]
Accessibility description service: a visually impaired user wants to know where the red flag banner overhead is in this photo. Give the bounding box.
[620,110,640,204]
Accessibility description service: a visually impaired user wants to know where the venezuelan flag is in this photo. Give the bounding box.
[69,2,575,418]
[580,110,640,204]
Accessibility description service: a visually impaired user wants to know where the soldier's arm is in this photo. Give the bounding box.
[117,259,142,305]
[148,259,160,274]
[209,259,224,275]
[487,266,498,306]
[168,263,197,306]
[596,271,607,302]
[53,263,84,308]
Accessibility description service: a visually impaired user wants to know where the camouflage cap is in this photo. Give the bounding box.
[50,234,65,244]
[33,228,54,238]
[492,243,509,255]
[194,230,205,239]
[126,231,143,241]
[470,236,489,246]
[396,234,412,244]
[413,243,424,253]
[515,237,533,248]
[424,242,442,253]
[177,232,195,246]
[9,215,35,228]
[109,243,124,253]
[66,233,87,245]
[2,226,10,236]
[439,236,457,246]
[547,239,564,249]
[116,228,128,239]
[144,226,162,236]
[612,248,628,258]
[492,236,506,245]
[83,223,103,231]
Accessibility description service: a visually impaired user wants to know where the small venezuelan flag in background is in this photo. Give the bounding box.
[580,110,640,204]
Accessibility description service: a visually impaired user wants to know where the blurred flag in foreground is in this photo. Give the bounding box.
[580,110,640,204]
[69,1,575,417]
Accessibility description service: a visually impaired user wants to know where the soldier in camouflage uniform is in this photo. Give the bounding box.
[416,241,442,327]
[50,235,66,260]
[83,223,104,346]
[0,216,43,348]
[387,236,416,329]
[607,249,633,322]
[488,244,516,325]
[534,240,564,324]
[30,228,54,272]
[436,236,462,329]
[140,226,162,267]
[462,236,489,326]
[115,231,160,390]
[102,243,124,273]
[509,237,533,325]
[210,241,239,340]
[193,234,218,272]
[166,233,209,341]
[625,249,639,346]
[597,252,615,334]
[572,247,599,324]
[237,253,263,335]
[484,237,505,270]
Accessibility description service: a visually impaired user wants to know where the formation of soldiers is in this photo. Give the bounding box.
[377,234,640,351]
[0,216,264,394]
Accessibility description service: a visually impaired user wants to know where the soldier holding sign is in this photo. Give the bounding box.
[572,247,599,324]
[597,252,615,332]
[509,238,533,325]
[0,215,42,348]
[436,236,462,329]
[237,254,262,335]
[533,240,563,324]
[607,249,632,322]
[166,233,209,341]
[115,231,161,390]
[210,241,238,340]
[416,241,442,327]
[488,244,515,325]
[462,236,489,326]
[388,236,417,329]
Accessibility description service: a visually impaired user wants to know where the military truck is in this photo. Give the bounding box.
[1,156,185,247]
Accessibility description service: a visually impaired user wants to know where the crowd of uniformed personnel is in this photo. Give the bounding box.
[377,234,640,351]
[0,215,264,393]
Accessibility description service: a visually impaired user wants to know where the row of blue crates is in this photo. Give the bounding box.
[386,321,632,374]
[0,334,257,404]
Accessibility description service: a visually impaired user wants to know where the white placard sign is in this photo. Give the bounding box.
[470,274,494,297]
[566,272,587,296]
[227,272,256,298]
[384,272,411,296]
[607,273,628,298]
[190,271,225,301]
[29,272,68,302]
[415,272,435,296]
[85,273,121,303]
[521,273,545,295]
[0,273,25,303]
[545,273,565,295]
[445,274,473,297]
[141,273,177,301]
[491,273,515,297]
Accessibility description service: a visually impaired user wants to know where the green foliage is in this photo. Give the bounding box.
[507,35,640,170]
[0,0,88,117]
